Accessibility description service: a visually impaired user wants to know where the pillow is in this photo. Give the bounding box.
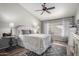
[21,30,32,34]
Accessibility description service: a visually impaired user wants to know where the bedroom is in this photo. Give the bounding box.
[0,3,79,56]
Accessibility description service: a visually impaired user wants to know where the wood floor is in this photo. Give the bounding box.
[0,46,27,56]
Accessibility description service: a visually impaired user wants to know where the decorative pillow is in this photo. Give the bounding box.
[21,30,32,34]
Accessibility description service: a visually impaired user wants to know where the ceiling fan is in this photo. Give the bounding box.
[35,3,55,15]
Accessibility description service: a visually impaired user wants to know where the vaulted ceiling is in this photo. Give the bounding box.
[0,3,79,28]
[20,3,79,20]
[0,3,79,22]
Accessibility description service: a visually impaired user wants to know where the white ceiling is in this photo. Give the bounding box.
[20,3,79,20]
[0,3,79,28]
[0,3,40,28]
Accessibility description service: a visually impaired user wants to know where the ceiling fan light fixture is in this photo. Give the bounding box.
[35,3,55,15]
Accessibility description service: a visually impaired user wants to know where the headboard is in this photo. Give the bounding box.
[15,25,34,35]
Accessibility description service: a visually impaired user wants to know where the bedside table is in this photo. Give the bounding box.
[1,36,18,51]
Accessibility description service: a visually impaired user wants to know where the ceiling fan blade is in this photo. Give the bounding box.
[41,3,46,7]
[41,11,44,15]
[46,10,51,14]
[42,5,45,8]
[35,10,42,11]
[47,7,55,10]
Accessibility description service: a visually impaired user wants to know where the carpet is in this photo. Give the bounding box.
[26,43,67,56]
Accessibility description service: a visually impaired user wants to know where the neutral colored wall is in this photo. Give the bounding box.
[0,4,41,38]
[0,19,40,50]
[0,4,40,49]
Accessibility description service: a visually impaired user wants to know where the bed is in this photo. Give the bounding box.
[17,34,51,55]
[15,25,52,55]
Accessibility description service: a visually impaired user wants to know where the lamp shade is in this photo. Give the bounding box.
[9,22,14,27]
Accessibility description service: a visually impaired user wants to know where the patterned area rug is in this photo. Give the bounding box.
[26,43,67,56]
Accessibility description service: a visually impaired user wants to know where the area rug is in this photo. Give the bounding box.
[26,43,67,56]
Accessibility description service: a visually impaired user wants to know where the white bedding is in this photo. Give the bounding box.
[17,34,51,54]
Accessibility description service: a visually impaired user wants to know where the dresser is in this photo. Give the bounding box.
[67,32,79,56]
[72,33,79,56]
